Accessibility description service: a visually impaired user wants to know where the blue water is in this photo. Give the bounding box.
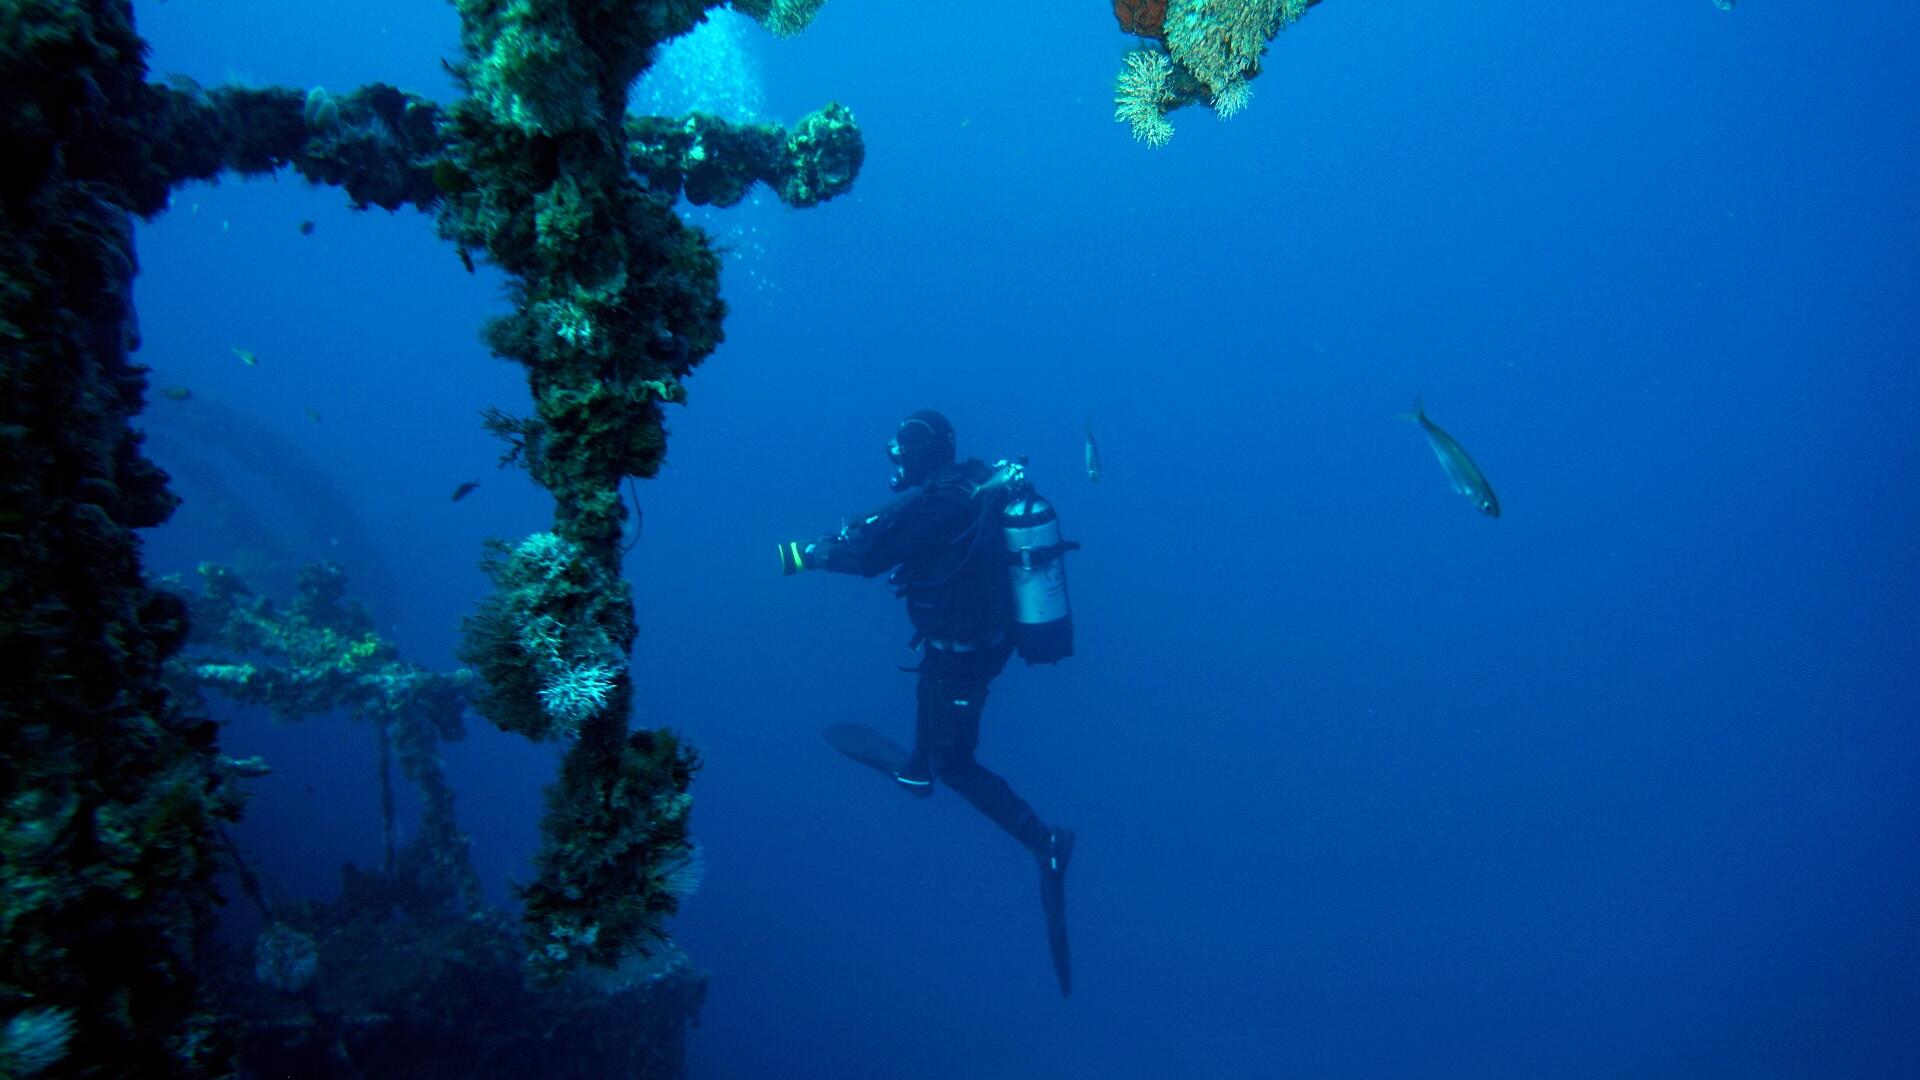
[131,2,1919,1076]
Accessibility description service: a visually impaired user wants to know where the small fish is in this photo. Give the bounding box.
[299,220,316,236]
[451,480,481,502]
[1083,416,1102,482]
[305,408,322,423]
[1401,394,1499,518]
[158,385,192,401]
[232,347,257,366]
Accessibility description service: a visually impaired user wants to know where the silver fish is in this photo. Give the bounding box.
[1084,417,1102,482]
[1402,395,1499,518]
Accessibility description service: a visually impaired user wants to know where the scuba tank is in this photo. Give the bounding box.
[996,463,1077,664]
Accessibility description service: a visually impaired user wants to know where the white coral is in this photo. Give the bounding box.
[513,532,576,583]
[518,613,565,661]
[659,844,706,899]
[538,662,616,734]
[1212,77,1253,119]
[1114,49,1176,149]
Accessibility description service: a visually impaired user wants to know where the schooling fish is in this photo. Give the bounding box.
[1083,417,1102,482]
[451,480,480,502]
[232,347,257,366]
[158,385,192,401]
[1401,394,1499,518]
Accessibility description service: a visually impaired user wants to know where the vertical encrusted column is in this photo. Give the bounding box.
[442,0,722,981]
[1,2,237,1073]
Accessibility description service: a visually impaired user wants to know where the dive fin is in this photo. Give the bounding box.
[822,722,911,778]
[1044,887,1072,997]
[1038,828,1075,997]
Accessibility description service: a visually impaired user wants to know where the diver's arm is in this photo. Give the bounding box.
[800,491,967,577]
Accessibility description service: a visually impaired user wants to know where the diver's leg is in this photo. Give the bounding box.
[921,673,1048,852]
[926,667,1075,993]
[890,673,937,798]
[923,645,1074,994]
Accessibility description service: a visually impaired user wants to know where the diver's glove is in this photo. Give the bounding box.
[778,541,812,576]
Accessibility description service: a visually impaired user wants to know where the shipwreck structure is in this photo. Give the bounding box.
[0,1,858,1074]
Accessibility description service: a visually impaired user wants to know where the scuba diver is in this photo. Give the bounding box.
[778,410,1080,995]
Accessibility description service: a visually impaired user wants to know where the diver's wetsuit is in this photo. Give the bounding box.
[804,458,1050,854]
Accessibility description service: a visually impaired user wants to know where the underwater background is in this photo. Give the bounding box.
[127,1,1915,1076]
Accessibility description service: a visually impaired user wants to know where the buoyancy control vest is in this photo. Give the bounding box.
[895,459,1077,663]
